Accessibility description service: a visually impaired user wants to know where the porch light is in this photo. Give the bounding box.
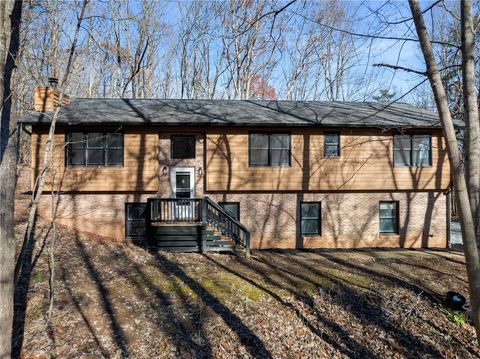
[198,167,203,176]
[162,166,168,175]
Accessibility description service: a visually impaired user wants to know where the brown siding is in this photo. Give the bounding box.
[206,128,450,192]
[34,87,70,112]
[31,126,160,192]
[31,126,450,193]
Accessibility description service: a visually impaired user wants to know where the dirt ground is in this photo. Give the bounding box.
[13,233,479,358]
[12,190,480,358]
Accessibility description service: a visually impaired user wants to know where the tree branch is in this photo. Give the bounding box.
[373,63,427,75]
[293,10,460,48]
[374,62,462,76]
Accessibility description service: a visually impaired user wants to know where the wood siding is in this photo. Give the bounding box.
[34,87,70,112]
[205,128,450,191]
[30,126,450,193]
[31,126,159,192]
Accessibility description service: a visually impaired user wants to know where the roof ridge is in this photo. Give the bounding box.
[70,97,417,106]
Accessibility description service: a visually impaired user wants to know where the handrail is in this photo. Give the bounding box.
[203,197,249,233]
[147,197,251,258]
[203,196,251,258]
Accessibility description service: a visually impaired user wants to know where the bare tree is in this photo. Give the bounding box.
[218,0,284,99]
[0,1,22,357]
[409,0,480,342]
[461,0,480,249]
[15,0,89,284]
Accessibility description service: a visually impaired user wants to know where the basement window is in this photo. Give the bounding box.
[301,202,321,236]
[379,201,399,235]
[219,202,240,221]
[66,131,123,167]
[125,203,147,239]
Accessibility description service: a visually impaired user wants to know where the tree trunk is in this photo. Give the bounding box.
[0,1,22,358]
[409,0,480,343]
[15,0,89,284]
[461,0,480,251]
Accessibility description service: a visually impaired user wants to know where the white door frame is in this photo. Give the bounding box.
[170,166,195,198]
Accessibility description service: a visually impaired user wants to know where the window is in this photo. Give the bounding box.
[125,203,147,239]
[106,133,123,165]
[66,131,123,166]
[219,202,240,220]
[175,171,192,198]
[379,201,399,234]
[301,202,321,236]
[249,133,290,167]
[171,135,195,159]
[219,202,240,238]
[324,132,340,157]
[394,134,431,167]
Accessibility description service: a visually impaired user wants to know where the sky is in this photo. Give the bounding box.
[155,0,433,98]
[348,1,431,96]
[42,0,457,104]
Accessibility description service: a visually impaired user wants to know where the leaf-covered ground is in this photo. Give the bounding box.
[13,195,480,358]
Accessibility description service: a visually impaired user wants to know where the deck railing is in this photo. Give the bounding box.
[148,197,250,257]
[203,197,250,257]
[148,198,202,223]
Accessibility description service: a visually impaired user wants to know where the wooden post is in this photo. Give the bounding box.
[145,200,152,242]
[245,232,251,259]
[201,198,207,253]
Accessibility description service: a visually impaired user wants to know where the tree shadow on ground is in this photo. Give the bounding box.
[12,216,49,359]
[147,249,273,358]
[203,250,468,358]
[202,254,380,358]
[21,231,476,358]
[250,253,442,357]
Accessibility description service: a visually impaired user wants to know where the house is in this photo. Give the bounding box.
[20,86,452,253]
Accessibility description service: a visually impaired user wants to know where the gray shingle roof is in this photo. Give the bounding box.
[21,98,443,128]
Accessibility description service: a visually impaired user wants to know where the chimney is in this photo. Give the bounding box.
[34,77,70,112]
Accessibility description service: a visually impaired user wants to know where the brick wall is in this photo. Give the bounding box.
[38,193,153,241]
[157,132,205,197]
[208,191,448,249]
[39,190,448,249]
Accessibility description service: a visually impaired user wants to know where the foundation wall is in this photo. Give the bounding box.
[39,191,448,249]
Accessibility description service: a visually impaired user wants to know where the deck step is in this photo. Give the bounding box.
[152,240,200,247]
[202,235,222,241]
[150,226,201,236]
[205,245,235,252]
[152,235,199,242]
[145,222,241,254]
[156,246,200,252]
[205,240,235,246]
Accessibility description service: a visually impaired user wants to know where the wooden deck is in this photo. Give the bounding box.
[148,225,236,253]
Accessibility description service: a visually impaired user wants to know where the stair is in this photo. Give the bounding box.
[202,226,236,253]
[145,197,250,256]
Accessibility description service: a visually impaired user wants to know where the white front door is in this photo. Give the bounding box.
[170,167,195,220]
[171,167,195,198]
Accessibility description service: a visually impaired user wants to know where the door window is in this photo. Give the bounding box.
[176,172,191,198]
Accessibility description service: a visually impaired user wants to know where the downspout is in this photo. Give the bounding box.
[446,187,452,248]
[16,122,22,163]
